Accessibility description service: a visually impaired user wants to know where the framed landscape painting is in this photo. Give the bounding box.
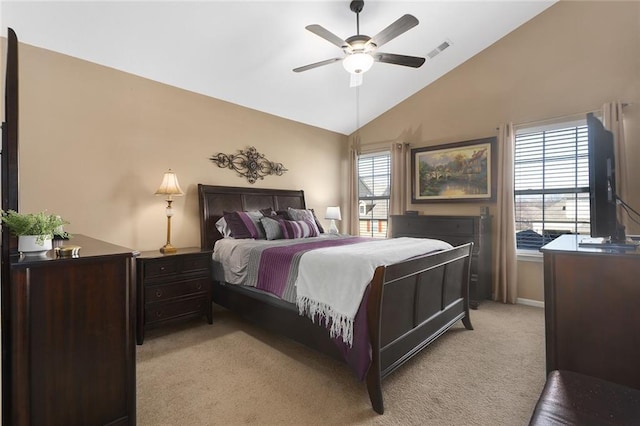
[411,137,497,203]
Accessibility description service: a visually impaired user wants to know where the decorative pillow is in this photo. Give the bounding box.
[309,208,325,234]
[223,210,266,239]
[259,216,283,240]
[287,208,321,235]
[214,217,232,238]
[259,207,274,217]
[275,210,293,220]
[279,219,319,239]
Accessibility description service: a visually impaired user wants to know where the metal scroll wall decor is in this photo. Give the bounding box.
[210,146,288,184]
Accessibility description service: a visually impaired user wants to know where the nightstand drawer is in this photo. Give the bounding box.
[182,254,210,273]
[146,278,209,302]
[144,258,179,278]
[145,296,209,325]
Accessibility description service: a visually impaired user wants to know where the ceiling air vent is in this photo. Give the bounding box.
[427,39,452,60]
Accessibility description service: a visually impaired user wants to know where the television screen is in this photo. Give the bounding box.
[586,113,618,240]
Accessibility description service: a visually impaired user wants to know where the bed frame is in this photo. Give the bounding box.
[198,184,474,414]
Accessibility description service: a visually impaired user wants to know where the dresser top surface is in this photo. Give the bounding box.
[10,234,136,267]
[540,234,640,257]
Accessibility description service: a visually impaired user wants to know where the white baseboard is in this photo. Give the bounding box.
[517,298,544,308]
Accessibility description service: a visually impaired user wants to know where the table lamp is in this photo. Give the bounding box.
[155,169,184,253]
[325,206,342,235]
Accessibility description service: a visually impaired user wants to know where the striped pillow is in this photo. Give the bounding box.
[279,219,319,239]
[223,211,266,239]
[287,208,322,235]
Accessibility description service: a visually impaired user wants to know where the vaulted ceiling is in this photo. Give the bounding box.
[2,1,556,135]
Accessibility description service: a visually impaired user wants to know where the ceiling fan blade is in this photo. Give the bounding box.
[370,14,419,48]
[293,57,342,73]
[306,24,347,49]
[373,52,426,68]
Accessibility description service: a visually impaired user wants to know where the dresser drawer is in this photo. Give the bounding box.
[145,296,209,325]
[395,216,475,236]
[422,218,475,236]
[146,277,209,303]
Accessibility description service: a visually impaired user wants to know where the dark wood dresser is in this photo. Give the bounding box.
[390,214,492,308]
[7,235,137,425]
[136,247,213,344]
[541,234,640,389]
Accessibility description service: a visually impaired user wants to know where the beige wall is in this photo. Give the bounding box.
[355,1,640,302]
[12,44,347,251]
[517,260,544,303]
[4,1,639,300]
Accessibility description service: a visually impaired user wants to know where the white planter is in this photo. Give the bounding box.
[18,235,53,256]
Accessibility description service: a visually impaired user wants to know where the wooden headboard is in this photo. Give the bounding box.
[197,184,307,250]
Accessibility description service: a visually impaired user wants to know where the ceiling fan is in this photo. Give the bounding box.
[293,0,426,87]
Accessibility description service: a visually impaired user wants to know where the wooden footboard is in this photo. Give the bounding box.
[365,243,474,414]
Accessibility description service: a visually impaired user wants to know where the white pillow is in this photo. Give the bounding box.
[215,217,233,238]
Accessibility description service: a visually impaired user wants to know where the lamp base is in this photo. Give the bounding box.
[327,220,339,235]
[160,244,177,254]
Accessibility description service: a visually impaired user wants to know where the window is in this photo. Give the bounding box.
[514,119,591,250]
[358,152,390,238]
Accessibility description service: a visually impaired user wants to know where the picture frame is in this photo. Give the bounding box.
[411,136,497,203]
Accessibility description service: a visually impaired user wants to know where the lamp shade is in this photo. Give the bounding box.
[325,206,342,221]
[155,169,184,196]
[343,53,374,74]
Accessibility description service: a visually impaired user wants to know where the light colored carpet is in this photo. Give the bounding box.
[137,301,545,425]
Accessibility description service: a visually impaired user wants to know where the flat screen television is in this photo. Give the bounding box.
[580,113,637,249]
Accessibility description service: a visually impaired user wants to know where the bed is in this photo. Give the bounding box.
[198,184,474,414]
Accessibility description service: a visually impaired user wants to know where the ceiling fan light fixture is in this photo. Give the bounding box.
[343,52,374,74]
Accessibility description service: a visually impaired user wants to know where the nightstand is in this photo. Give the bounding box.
[136,247,213,344]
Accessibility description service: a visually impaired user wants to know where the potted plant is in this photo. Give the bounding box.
[0,210,69,255]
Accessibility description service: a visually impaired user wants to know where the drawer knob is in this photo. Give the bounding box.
[156,311,163,318]
[196,283,202,290]
[160,266,165,271]
[156,290,163,298]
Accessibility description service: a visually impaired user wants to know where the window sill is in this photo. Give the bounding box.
[517,249,543,263]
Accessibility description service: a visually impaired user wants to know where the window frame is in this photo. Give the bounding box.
[514,115,593,252]
[357,151,391,238]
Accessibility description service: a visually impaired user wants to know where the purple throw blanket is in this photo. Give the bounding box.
[256,237,369,297]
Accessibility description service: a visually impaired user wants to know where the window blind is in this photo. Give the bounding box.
[358,152,390,238]
[514,124,591,249]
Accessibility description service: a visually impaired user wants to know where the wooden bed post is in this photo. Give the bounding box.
[462,251,474,331]
[365,267,386,414]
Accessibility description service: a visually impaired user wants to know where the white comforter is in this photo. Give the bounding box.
[295,237,452,346]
